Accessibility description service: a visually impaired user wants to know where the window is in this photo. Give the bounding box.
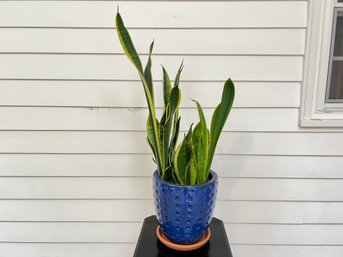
[301,0,343,127]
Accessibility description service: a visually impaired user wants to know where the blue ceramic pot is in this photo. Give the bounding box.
[153,170,218,244]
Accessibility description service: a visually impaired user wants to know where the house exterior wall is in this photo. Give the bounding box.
[0,1,342,257]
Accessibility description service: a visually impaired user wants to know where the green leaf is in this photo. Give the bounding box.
[173,61,184,88]
[115,12,143,73]
[147,116,159,163]
[160,71,181,179]
[169,86,181,115]
[144,42,154,101]
[173,126,193,185]
[160,106,173,179]
[169,117,180,160]
[172,170,181,184]
[191,122,210,184]
[193,100,210,182]
[210,103,221,141]
[187,155,197,185]
[164,165,174,183]
[169,62,183,160]
[116,12,163,175]
[194,101,208,133]
[162,67,172,107]
[146,137,156,159]
[160,104,169,127]
[207,79,235,172]
[146,117,155,152]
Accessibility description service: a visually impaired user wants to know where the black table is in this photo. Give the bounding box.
[133,215,233,257]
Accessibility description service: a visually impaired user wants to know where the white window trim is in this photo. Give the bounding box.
[300,0,343,127]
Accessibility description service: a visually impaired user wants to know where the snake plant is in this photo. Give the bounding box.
[116,11,235,185]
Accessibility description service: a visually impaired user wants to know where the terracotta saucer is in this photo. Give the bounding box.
[156,226,211,251]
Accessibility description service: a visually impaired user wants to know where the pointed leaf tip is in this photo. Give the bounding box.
[149,41,154,53]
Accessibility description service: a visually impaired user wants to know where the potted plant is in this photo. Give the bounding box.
[115,11,235,250]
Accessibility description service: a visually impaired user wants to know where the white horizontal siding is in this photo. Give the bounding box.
[0,244,138,257]
[0,1,307,28]
[1,200,343,224]
[0,177,341,201]
[0,131,342,155]
[0,28,305,55]
[1,1,342,257]
[0,81,301,108]
[0,223,342,245]
[1,154,343,178]
[2,107,343,132]
[0,55,303,81]
[232,246,343,257]
[0,108,301,132]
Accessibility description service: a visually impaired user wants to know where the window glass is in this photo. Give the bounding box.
[328,61,343,99]
[334,15,343,56]
[326,11,343,102]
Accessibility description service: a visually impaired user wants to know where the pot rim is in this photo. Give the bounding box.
[153,170,217,188]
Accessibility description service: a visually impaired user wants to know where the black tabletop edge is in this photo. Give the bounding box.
[133,215,233,257]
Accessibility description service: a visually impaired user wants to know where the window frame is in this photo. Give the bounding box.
[300,0,343,127]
